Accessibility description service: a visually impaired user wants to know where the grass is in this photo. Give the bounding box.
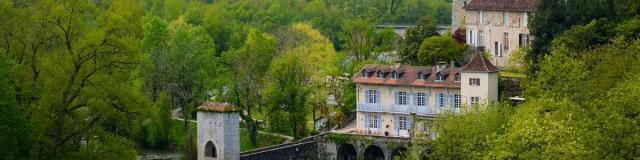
[239,129,287,152]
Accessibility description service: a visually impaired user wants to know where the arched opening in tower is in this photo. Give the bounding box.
[364,145,385,160]
[205,141,217,158]
[337,143,357,160]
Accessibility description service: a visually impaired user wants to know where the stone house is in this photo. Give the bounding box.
[462,0,538,67]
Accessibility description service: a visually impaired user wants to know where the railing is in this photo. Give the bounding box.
[357,103,436,115]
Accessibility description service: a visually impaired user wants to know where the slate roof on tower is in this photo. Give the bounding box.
[460,53,500,73]
[463,0,538,12]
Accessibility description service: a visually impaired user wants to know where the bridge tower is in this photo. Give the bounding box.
[197,102,240,160]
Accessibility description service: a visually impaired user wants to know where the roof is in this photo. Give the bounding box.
[463,0,538,12]
[197,102,239,113]
[353,64,461,88]
[460,53,500,73]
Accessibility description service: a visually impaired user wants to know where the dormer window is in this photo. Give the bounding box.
[455,73,461,82]
[417,72,426,80]
[436,73,446,81]
[362,70,369,77]
[376,71,384,79]
[391,72,399,79]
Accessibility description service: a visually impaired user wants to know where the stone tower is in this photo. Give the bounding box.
[452,0,471,30]
[197,102,240,160]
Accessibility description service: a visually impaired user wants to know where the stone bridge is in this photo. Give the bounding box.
[239,133,413,160]
[318,133,412,160]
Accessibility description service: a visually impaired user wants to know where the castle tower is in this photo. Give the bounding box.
[452,0,471,30]
[197,102,240,160]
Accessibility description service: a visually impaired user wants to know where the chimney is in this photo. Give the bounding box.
[394,60,402,69]
[436,62,447,72]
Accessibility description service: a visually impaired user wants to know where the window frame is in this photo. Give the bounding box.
[438,93,446,108]
[398,116,408,130]
[397,91,408,105]
[470,97,480,106]
[416,92,426,106]
[453,94,461,109]
[367,89,378,104]
[455,73,461,82]
[369,114,379,129]
[469,78,481,86]
[436,73,445,81]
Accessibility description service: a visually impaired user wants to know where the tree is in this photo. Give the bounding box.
[0,53,34,160]
[226,29,277,147]
[264,53,311,139]
[398,16,440,64]
[341,19,377,61]
[417,35,466,65]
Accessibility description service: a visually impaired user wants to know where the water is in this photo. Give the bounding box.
[137,148,182,160]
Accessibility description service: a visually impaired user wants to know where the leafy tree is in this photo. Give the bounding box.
[341,19,378,61]
[399,17,440,64]
[0,53,34,160]
[225,29,277,146]
[417,35,466,65]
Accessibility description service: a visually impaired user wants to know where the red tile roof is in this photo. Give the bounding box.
[463,0,538,12]
[460,53,500,73]
[197,102,239,112]
[353,64,461,88]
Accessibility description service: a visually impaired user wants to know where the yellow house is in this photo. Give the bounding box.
[352,53,498,138]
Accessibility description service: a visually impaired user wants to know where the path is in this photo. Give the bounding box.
[171,108,294,140]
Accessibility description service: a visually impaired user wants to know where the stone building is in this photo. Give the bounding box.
[351,53,498,138]
[462,0,538,67]
[451,0,472,30]
[197,102,240,160]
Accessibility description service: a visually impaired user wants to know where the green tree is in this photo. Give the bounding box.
[417,35,466,65]
[399,17,440,64]
[0,53,34,160]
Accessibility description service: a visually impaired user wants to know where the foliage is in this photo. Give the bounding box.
[452,28,466,44]
[398,17,440,65]
[0,53,34,160]
[417,35,467,65]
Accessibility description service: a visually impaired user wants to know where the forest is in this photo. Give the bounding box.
[1,0,640,159]
[0,0,452,159]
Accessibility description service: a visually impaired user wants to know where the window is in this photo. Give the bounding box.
[416,92,426,106]
[369,114,379,129]
[391,72,399,79]
[377,71,384,79]
[398,116,408,130]
[396,91,408,105]
[523,12,529,27]
[494,42,503,57]
[470,97,480,106]
[479,10,484,25]
[438,93,446,108]
[436,73,445,81]
[470,78,480,86]
[453,94,461,109]
[362,71,368,77]
[519,34,530,48]
[367,89,378,104]
[503,11,509,24]
[478,30,484,46]
[468,30,474,45]
[417,73,426,80]
[504,33,509,51]
[455,73,461,82]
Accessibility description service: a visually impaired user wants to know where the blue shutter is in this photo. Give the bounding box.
[412,92,417,106]
[364,113,369,129]
[394,115,399,131]
[450,94,455,109]
[408,118,413,130]
[377,114,382,129]
[394,92,399,105]
[364,90,370,104]
[376,90,381,104]
[426,92,431,111]
[435,93,441,112]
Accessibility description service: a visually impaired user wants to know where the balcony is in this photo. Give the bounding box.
[357,103,433,115]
